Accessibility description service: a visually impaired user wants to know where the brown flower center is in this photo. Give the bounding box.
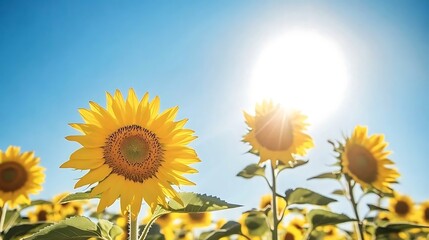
[346,144,378,183]
[394,200,410,216]
[103,125,163,182]
[0,161,28,192]
[424,207,429,222]
[37,210,48,221]
[284,232,295,240]
[189,213,205,221]
[255,108,294,151]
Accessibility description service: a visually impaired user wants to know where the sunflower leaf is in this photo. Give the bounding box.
[285,188,337,206]
[277,159,308,173]
[202,221,242,240]
[367,204,388,212]
[332,189,346,196]
[307,172,341,181]
[164,192,241,213]
[3,223,51,240]
[375,222,429,237]
[236,164,266,179]
[307,209,355,228]
[21,216,120,240]
[60,191,101,203]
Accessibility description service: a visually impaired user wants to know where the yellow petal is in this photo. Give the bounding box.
[74,165,112,188]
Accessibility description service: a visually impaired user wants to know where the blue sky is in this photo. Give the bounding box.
[1,1,428,221]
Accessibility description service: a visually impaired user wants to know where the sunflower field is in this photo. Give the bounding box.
[0,89,428,240]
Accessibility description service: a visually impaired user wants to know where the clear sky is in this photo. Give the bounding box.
[1,1,428,221]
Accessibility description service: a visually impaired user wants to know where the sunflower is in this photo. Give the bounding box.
[341,126,399,192]
[243,100,313,166]
[259,194,287,214]
[389,193,414,220]
[0,146,45,208]
[52,193,85,218]
[61,89,200,219]
[28,204,61,222]
[282,226,303,240]
[181,212,212,229]
[418,201,429,224]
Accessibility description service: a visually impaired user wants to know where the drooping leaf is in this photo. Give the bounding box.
[367,204,388,212]
[286,188,337,206]
[375,222,429,237]
[244,212,269,236]
[277,159,308,173]
[164,192,241,213]
[203,221,242,240]
[308,209,355,228]
[3,223,51,240]
[331,189,346,196]
[307,172,341,181]
[60,191,101,203]
[22,216,118,240]
[236,164,266,179]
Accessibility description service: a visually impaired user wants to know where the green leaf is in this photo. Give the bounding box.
[3,223,51,240]
[244,212,269,236]
[22,216,108,240]
[21,200,52,210]
[3,210,21,232]
[376,222,429,236]
[308,209,355,228]
[203,221,242,240]
[60,191,101,203]
[331,189,346,196]
[307,172,341,181]
[236,164,266,179]
[164,192,241,213]
[367,204,388,212]
[286,188,337,206]
[277,159,308,173]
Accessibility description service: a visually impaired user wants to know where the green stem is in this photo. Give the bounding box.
[0,204,8,240]
[347,178,364,240]
[129,211,138,240]
[139,213,163,240]
[270,164,279,240]
[303,227,313,240]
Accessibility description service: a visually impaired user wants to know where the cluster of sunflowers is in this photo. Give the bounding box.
[0,89,428,240]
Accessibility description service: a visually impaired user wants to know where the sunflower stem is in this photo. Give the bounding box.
[0,203,7,236]
[270,163,279,240]
[139,213,163,240]
[303,226,313,240]
[129,211,138,240]
[347,178,364,240]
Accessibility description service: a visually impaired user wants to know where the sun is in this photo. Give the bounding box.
[250,30,348,124]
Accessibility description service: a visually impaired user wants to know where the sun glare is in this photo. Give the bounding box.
[250,30,348,124]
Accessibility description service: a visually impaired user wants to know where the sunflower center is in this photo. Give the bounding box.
[104,125,163,182]
[284,232,295,240]
[189,213,205,221]
[394,200,410,216]
[424,208,429,222]
[37,210,48,221]
[255,108,294,151]
[0,162,28,192]
[346,144,378,183]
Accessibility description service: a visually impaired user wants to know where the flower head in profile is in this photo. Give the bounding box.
[341,126,399,193]
[0,146,45,208]
[61,89,200,219]
[243,100,314,166]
